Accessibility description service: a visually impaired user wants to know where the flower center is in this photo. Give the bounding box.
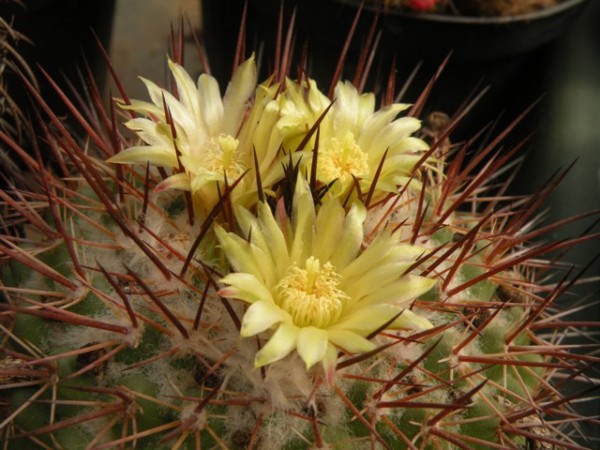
[275,257,349,328]
[318,131,369,183]
[203,134,246,179]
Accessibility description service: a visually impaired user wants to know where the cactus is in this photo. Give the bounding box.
[1,12,598,450]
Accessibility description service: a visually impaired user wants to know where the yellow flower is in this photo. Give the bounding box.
[216,178,435,379]
[107,56,258,215]
[276,78,430,199]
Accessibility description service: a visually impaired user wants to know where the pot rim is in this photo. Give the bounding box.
[335,0,589,24]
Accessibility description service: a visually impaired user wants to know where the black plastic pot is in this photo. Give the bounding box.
[298,0,591,62]
[202,0,589,143]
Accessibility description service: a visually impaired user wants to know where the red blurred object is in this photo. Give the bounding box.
[407,0,437,11]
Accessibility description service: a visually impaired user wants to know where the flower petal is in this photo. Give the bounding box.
[322,343,338,385]
[140,76,195,130]
[391,309,433,330]
[391,136,429,153]
[329,201,366,270]
[124,118,172,147]
[369,117,423,163]
[229,206,279,287]
[297,327,329,369]
[119,99,165,119]
[254,323,298,367]
[190,170,223,192]
[306,79,330,111]
[155,173,191,192]
[327,329,376,354]
[330,304,404,335]
[357,103,410,150]
[349,275,436,312]
[169,59,203,128]
[343,260,418,300]
[340,234,395,280]
[198,73,224,136]
[341,240,425,283]
[257,202,290,277]
[313,197,345,263]
[290,177,316,263]
[332,81,361,135]
[240,300,290,337]
[215,226,263,278]
[219,273,274,304]
[222,55,257,136]
[107,146,178,168]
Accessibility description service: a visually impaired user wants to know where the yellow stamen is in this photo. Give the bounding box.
[275,257,349,328]
[318,131,369,182]
[202,134,245,179]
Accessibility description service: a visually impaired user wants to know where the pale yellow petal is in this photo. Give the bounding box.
[140,76,195,130]
[297,327,329,369]
[248,238,277,288]
[232,205,256,238]
[257,202,290,276]
[190,171,223,192]
[349,275,436,312]
[390,243,428,262]
[168,59,202,126]
[342,260,415,300]
[198,73,224,136]
[327,329,376,354]
[215,226,263,278]
[390,309,433,330]
[254,323,298,367]
[124,118,172,147]
[369,117,422,163]
[384,155,423,177]
[313,197,345,263]
[341,237,423,281]
[107,146,178,168]
[222,55,257,136]
[155,173,191,192]
[329,201,366,270]
[249,99,283,173]
[340,234,395,280]
[139,76,168,107]
[119,98,165,118]
[330,304,403,335]
[219,273,274,304]
[357,103,410,150]
[240,300,290,337]
[393,176,422,192]
[342,244,427,299]
[391,136,429,153]
[229,207,280,286]
[290,177,316,264]
[306,78,330,112]
[332,81,361,135]
[357,91,376,126]
[322,343,338,385]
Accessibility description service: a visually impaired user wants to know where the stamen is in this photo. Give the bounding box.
[203,134,246,179]
[275,257,349,328]
[318,131,369,182]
